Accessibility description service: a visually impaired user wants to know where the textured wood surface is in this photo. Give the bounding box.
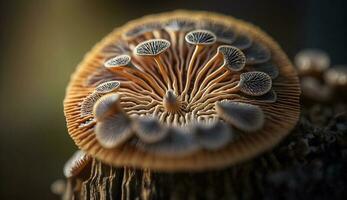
[60,104,347,200]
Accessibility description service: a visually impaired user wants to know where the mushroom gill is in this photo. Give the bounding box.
[64,10,300,171]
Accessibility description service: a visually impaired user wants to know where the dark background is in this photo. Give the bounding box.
[0,0,346,199]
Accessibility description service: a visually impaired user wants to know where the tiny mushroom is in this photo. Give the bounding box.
[294,49,330,76]
[64,10,300,171]
[324,66,347,89]
[63,150,91,178]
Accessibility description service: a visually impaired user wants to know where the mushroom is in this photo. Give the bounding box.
[238,71,272,96]
[132,116,168,143]
[193,120,233,150]
[324,66,347,89]
[232,33,253,50]
[324,66,347,99]
[294,49,330,77]
[63,150,91,178]
[134,39,172,89]
[64,10,300,171]
[181,29,217,99]
[301,77,332,103]
[93,93,133,148]
[94,81,120,94]
[197,21,236,44]
[216,101,265,132]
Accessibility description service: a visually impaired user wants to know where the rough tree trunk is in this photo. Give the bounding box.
[61,104,347,200]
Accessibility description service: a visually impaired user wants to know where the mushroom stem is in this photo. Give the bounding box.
[153,56,172,89]
[125,67,166,96]
[189,51,220,97]
[189,65,229,104]
[181,45,203,100]
[167,31,178,48]
[163,90,185,114]
[107,68,153,91]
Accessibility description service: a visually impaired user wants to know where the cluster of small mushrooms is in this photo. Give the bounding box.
[64,11,300,171]
[295,49,347,103]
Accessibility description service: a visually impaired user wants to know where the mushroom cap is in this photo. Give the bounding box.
[217,45,246,71]
[94,81,120,94]
[193,120,233,150]
[63,150,91,178]
[185,29,217,45]
[197,21,236,44]
[238,71,272,96]
[64,10,300,171]
[93,94,133,148]
[294,49,330,76]
[324,66,347,88]
[164,18,196,31]
[216,101,265,132]
[133,116,168,143]
[104,55,131,68]
[134,39,171,56]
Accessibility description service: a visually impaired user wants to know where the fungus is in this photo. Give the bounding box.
[133,116,168,143]
[244,42,271,64]
[238,71,272,96]
[63,150,91,178]
[324,66,347,89]
[135,127,199,157]
[294,49,330,76]
[93,94,133,148]
[300,77,332,102]
[193,120,233,150]
[94,81,120,94]
[104,55,131,69]
[197,21,236,44]
[64,11,300,171]
[232,33,253,50]
[218,45,246,71]
[216,101,265,132]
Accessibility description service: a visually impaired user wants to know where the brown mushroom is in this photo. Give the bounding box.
[294,49,330,77]
[64,10,300,171]
[324,66,347,99]
[63,150,91,178]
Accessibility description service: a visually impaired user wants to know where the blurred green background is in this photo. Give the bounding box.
[0,0,346,199]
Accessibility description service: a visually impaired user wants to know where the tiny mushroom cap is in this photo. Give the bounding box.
[244,89,278,103]
[294,49,330,76]
[93,94,133,148]
[136,127,199,157]
[64,10,301,171]
[164,18,196,31]
[92,93,123,121]
[134,39,171,56]
[124,22,162,39]
[238,71,272,96]
[253,62,279,80]
[104,55,131,68]
[133,116,168,143]
[216,101,265,132]
[244,42,271,64]
[301,77,332,102]
[80,92,103,117]
[94,81,120,94]
[193,120,233,150]
[198,21,236,44]
[324,66,347,88]
[63,150,91,178]
[185,29,217,45]
[50,179,66,195]
[232,33,253,50]
[218,45,246,71]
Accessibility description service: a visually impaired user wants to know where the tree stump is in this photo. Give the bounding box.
[60,103,347,200]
